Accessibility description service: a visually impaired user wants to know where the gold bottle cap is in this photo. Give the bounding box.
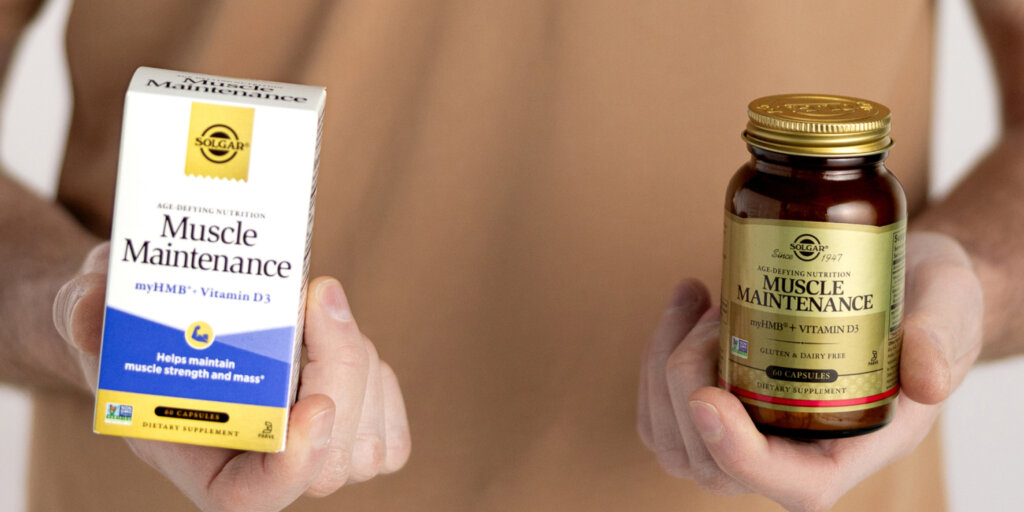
[743,94,893,157]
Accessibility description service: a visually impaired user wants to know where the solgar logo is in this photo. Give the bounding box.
[185,102,255,182]
[790,234,827,262]
[196,124,247,164]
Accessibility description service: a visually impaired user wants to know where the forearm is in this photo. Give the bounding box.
[916,0,1024,360]
[913,127,1024,360]
[0,172,99,390]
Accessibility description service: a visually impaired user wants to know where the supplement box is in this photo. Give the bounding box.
[93,67,325,452]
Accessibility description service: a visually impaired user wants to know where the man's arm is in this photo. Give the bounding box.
[0,4,413,506]
[637,3,1024,510]
[3,105,412,512]
[0,0,98,392]
[0,172,99,391]
[914,0,1024,360]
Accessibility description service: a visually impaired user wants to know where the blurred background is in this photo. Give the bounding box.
[0,0,1021,510]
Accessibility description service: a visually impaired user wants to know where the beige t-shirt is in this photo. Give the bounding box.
[26,1,943,510]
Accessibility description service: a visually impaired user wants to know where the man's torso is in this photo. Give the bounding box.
[32,2,943,510]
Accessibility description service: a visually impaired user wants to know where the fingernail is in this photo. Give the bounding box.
[310,408,334,449]
[54,282,85,346]
[67,287,87,334]
[319,279,354,322]
[689,400,724,443]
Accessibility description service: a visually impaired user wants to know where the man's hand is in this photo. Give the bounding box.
[53,242,411,512]
[638,232,983,512]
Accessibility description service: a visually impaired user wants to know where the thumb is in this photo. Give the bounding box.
[900,232,983,405]
[52,242,110,355]
[53,273,106,355]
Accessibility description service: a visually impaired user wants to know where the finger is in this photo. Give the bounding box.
[637,286,669,448]
[664,307,746,495]
[53,272,106,355]
[642,279,709,476]
[202,394,335,512]
[637,330,654,447]
[346,339,387,483]
[300,277,371,495]
[52,242,110,391]
[831,392,943,476]
[687,387,841,511]
[901,232,984,404]
[80,242,111,274]
[688,385,945,512]
[54,242,110,355]
[379,361,411,473]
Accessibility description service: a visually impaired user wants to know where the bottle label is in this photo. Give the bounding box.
[719,213,906,412]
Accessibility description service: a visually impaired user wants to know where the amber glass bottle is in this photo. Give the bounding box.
[719,94,906,438]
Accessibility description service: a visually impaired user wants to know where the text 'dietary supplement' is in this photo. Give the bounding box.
[94,67,325,452]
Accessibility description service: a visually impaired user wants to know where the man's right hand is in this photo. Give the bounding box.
[637,233,983,512]
[53,242,412,512]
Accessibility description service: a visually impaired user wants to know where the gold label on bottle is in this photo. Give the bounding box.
[719,213,906,413]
